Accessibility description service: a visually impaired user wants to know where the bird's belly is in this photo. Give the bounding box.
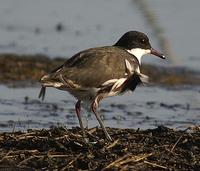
[67,87,99,102]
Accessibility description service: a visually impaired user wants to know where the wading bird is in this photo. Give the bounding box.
[39,31,165,141]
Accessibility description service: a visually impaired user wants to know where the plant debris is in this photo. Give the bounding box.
[0,126,200,170]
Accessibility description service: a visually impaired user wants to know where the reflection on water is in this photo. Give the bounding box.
[0,85,199,132]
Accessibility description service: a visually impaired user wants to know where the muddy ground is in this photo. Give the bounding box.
[0,126,200,170]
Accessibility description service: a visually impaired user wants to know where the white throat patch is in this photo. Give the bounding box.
[126,48,151,64]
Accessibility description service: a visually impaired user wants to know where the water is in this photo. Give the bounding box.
[0,0,150,56]
[150,0,200,69]
[0,1,200,131]
[0,85,199,132]
[0,0,199,69]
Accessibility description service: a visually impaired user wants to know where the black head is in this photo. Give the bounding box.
[114,31,165,59]
[114,31,151,50]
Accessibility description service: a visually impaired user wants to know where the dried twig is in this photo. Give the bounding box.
[17,132,36,138]
[106,139,119,149]
[88,127,97,134]
[60,154,81,171]
[55,135,69,140]
[17,156,37,166]
[144,160,168,169]
[47,154,69,158]
[103,153,152,170]
[0,151,12,162]
[171,135,183,152]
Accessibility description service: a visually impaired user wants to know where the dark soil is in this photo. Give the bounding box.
[0,126,200,170]
[0,53,200,87]
[0,54,65,86]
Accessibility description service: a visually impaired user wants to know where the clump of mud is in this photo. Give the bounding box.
[0,54,65,86]
[0,126,199,170]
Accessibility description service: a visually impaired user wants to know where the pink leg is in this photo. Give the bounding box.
[75,100,86,138]
[91,101,112,141]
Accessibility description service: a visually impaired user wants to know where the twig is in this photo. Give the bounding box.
[16,132,37,139]
[103,154,130,170]
[119,153,152,165]
[2,155,19,159]
[106,139,119,149]
[0,150,40,161]
[52,139,69,151]
[103,153,152,170]
[17,156,37,166]
[144,161,168,170]
[0,151,12,162]
[55,135,69,140]
[88,127,97,134]
[86,127,97,139]
[17,132,36,137]
[47,154,70,158]
[171,135,183,152]
[68,131,82,138]
[18,135,35,140]
[60,154,81,171]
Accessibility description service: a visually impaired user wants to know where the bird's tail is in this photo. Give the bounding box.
[38,86,46,101]
[38,74,50,101]
[138,73,149,84]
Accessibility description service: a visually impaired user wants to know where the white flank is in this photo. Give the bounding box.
[125,59,133,75]
[127,48,151,64]
[43,82,63,88]
[125,59,140,74]
[111,78,126,92]
[53,82,64,87]
[101,78,127,97]
[41,74,50,81]
[102,79,119,86]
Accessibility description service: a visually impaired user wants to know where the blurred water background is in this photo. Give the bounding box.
[0,0,200,131]
[0,0,199,69]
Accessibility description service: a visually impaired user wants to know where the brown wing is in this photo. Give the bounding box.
[51,46,140,87]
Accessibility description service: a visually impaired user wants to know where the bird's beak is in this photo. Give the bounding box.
[151,48,165,59]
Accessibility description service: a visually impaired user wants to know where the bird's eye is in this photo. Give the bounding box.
[140,39,146,44]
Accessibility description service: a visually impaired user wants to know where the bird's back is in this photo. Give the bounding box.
[42,46,140,88]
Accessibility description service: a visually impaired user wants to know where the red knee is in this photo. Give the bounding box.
[75,100,81,113]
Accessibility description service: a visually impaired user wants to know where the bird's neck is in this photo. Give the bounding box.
[126,48,151,65]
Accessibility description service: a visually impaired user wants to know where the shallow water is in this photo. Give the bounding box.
[0,0,149,56]
[0,85,199,132]
[0,0,199,69]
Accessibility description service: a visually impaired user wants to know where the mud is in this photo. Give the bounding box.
[0,126,199,170]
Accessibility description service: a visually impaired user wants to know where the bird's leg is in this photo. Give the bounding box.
[91,100,113,141]
[75,100,86,139]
